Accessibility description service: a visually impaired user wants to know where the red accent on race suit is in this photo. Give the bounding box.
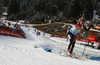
[75,24,82,30]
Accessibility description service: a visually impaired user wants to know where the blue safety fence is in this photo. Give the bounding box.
[89,56,100,61]
[44,48,52,52]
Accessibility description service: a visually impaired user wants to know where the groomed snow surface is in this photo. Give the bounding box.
[0,25,100,65]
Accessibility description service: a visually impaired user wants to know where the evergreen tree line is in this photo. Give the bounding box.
[0,0,95,23]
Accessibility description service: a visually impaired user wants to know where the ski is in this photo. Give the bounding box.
[60,51,81,59]
[66,52,81,59]
[65,55,80,59]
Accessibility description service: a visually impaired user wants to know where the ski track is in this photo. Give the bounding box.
[0,36,41,65]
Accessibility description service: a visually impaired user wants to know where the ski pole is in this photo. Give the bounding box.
[82,41,88,55]
[82,30,91,55]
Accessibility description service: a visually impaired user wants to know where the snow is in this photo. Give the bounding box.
[2,12,8,16]
[19,20,25,23]
[93,10,99,19]
[0,21,100,65]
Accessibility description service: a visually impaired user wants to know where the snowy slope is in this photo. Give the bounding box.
[0,24,100,65]
[50,37,100,56]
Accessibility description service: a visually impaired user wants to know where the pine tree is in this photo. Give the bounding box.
[70,0,82,18]
[63,0,81,19]
[86,0,93,19]
[0,0,3,17]
[63,0,93,20]
[8,0,20,16]
[2,0,10,7]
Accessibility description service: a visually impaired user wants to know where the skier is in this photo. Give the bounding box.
[67,17,93,55]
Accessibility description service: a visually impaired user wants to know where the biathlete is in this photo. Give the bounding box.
[67,17,93,55]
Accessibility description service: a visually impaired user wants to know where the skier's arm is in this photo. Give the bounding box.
[83,25,93,31]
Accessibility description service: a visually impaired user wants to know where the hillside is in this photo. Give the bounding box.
[32,22,100,42]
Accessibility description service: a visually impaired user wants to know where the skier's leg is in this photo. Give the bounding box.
[68,34,73,52]
[68,41,72,51]
[70,38,76,54]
